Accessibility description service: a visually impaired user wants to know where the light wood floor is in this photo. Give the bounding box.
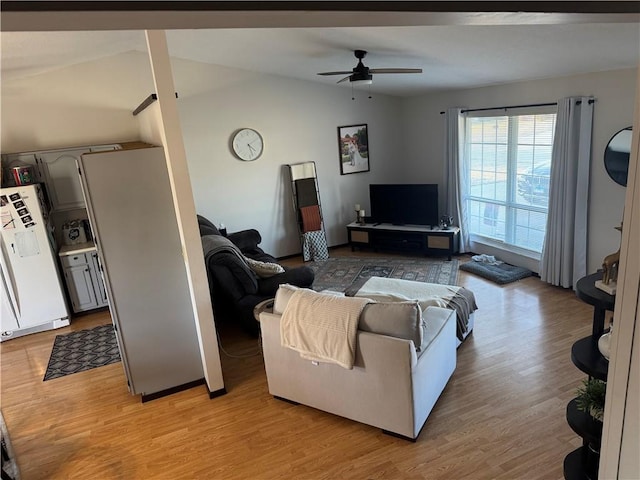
[1,247,597,479]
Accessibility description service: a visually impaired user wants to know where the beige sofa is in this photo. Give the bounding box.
[259,285,457,440]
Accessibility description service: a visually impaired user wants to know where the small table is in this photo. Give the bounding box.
[253,298,275,322]
[576,271,615,339]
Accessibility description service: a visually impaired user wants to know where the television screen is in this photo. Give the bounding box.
[370,184,438,226]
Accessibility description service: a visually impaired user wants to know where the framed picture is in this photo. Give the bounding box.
[338,124,370,175]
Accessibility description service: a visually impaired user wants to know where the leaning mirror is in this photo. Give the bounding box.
[604,126,632,186]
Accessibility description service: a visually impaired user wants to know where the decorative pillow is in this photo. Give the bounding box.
[244,256,285,278]
[274,284,344,314]
[359,301,426,351]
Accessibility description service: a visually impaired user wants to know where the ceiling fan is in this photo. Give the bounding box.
[317,50,422,85]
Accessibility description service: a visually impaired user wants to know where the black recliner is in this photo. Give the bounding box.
[198,215,315,336]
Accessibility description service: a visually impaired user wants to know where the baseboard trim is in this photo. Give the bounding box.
[141,378,206,403]
[208,387,227,399]
[273,395,299,405]
[381,429,417,442]
[276,243,349,262]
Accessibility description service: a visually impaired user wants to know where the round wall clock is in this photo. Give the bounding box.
[231,128,264,161]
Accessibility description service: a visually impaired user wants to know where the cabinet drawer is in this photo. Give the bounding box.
[375,232,424,252]
[60,253,89,267]
[427,235,451,250]
[350,230,370,244]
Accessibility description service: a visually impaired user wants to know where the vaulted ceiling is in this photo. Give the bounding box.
[2,9,639,97]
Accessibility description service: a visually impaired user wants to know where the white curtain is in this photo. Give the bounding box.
[444,107,470,253]
[540,97,594,289]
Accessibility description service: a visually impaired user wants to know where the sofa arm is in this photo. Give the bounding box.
[207,252,258,297]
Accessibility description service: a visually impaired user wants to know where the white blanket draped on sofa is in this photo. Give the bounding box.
[280,289,371,369]
[346,276,477,342]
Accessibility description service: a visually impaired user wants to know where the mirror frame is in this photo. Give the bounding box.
[604,126,632,187]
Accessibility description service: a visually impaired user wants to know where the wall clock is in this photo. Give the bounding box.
[231,128,264,161]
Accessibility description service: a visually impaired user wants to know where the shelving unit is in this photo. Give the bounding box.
[564,273,613,480]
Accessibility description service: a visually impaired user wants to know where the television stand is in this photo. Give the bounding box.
[347,222,460,260]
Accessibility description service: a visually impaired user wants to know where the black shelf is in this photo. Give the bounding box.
[565,273,610,480]
[566,399,603,445]
[571,336,608,381]
[564,448,588,480]
[575,271,615,339]
[576,271,616,312]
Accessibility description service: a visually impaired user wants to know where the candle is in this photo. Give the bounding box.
[360,209,365,217]
[355,204,361,211]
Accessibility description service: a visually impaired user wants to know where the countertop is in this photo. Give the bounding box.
[58,241,97,256]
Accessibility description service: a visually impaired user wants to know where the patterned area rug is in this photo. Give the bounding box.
[43,324,121,381]
[309,256,459,292]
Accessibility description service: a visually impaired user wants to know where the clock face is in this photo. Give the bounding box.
[232,128,263,161]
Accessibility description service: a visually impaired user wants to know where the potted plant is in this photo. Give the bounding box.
[576,378,606,422]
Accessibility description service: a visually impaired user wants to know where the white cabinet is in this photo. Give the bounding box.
[2,145,120,212]
[60,248,108,313]
[37,149,88,211]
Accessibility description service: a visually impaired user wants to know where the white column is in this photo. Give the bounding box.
[144,30,224,394]
[599,67,640,478]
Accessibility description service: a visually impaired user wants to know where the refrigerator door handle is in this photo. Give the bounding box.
[0,240,21,319]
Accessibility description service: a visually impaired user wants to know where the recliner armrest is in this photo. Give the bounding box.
[257,266,315,296]
[206,251,258,296]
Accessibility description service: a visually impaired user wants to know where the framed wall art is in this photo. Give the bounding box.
[338,124,370,175]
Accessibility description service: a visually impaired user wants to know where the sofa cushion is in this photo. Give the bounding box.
[420,306,454,353]
[274,284,426,351]
[359,301,425,351]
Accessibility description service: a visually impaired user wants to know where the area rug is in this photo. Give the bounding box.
[459,260,533,285]
[309,256,459,292]
[43,324,121,381]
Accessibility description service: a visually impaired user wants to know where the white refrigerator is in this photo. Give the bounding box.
[1,183,70,341]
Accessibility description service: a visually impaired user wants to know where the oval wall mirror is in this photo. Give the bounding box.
[604,126,632,186]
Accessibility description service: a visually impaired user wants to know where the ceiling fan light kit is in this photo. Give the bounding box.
[318,49,422,86]
[350,76,373,86]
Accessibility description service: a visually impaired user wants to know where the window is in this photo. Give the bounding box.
[463,109,556,253]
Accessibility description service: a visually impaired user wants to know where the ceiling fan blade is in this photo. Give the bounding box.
[336,75,352,84]
[368,68,423,74]
[317,71,353,76]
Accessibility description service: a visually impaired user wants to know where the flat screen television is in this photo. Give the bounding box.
[369,184,439,226]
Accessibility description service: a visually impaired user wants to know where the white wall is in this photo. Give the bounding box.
[173,58,403,257]
[401,68,637,273]
[3,51,634,271]
[1,51,154,153]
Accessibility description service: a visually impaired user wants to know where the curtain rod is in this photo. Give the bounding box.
[461,102,557,113]
[439,98,594,115]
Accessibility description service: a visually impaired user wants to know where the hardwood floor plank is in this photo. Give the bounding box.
[1,249,596,479]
